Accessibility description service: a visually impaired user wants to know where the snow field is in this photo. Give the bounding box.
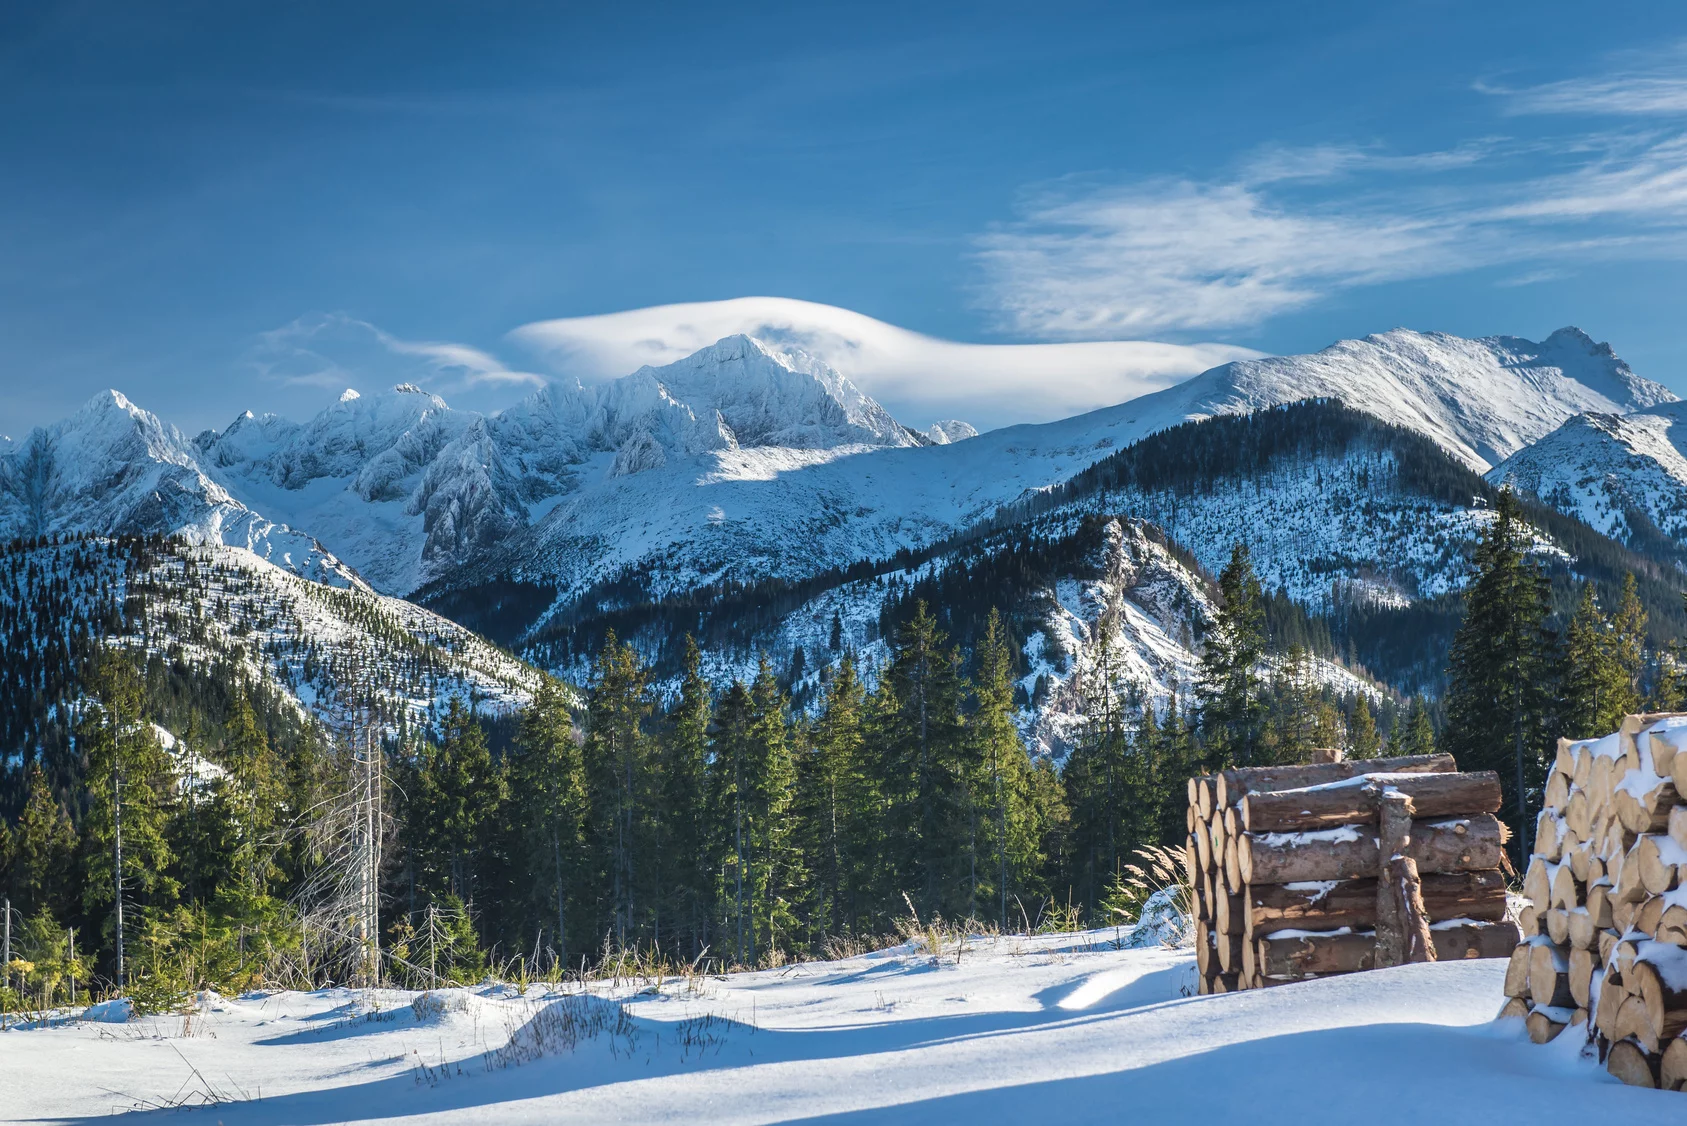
[2,934,1660,1125]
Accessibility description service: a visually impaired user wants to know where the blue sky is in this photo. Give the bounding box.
[4,1,1687,434]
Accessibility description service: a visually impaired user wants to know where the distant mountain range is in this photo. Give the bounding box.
[3,320,1682,732]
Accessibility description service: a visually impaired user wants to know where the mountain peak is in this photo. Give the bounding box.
[339,388,361,403]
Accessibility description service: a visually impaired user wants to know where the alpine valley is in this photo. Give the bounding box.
[3,321,1684,753]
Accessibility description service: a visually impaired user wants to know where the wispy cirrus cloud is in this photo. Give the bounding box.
[1484,42,1687,117]
[252,312,544,396]
[978,122,1687,338]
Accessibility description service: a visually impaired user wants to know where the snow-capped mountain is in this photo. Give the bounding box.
[0,390,354,585]
[1488,400,1687,558]
[1125,327,1675,474]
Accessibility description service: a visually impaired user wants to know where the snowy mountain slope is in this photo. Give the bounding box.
[431,326,1671,635]
[1487,400,1687,562]
[0,391,354,586]
[1127,326,1675,473]
[0,537,545,748]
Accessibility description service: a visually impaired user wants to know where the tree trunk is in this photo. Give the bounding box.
[1240,814,1505,884]
[1607,1038,1658,1088]
[1245,870,1507,938]
[1429,919,1521,961]
[1253,930,1375,977]
[1242,771,1501,833]
[1216,753,1457,808]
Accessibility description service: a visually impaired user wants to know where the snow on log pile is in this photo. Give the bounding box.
[1187,751,1519,994]
[1504,712,1687,1090]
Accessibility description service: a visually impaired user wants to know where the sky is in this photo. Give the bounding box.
[4,1,1687,435]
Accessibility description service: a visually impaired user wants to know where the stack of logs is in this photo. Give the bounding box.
[1503,712,1687,1091]
[1189,751,1520,994]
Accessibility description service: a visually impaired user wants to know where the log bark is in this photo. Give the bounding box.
[1240,814,1505,884]
[1253,930,1375,977]
[1240,770,1501,833]
[1216,753,1456,808]
[1196,919,1216,977]
[1216,889,1245,936]
[1244,870,1507,937]
[1374,791,1414,968]
[1430,919,1521,961]
[1607,1038,1658,1088]
[1217,930,1245,974]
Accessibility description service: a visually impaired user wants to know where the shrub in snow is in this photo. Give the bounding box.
[1124,886,1190,949]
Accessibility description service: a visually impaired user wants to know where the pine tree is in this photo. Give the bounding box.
[1610,572,1647,714]
[878,603,971,921]
[1350,695,1379,759]
[1390,697,1436,757]
[3,766,77,918]
[1199,543,1267,768]
[508,678,588,969]
[658,638,712,957]
[407,699,506,909]
[1559,582,1626,739]
[80,656,179,986]
[1065,615,1140,915]
[1443,490,1555,857]
[795,653,867,939]
[971,610,1042,927]
[580,633,653,947]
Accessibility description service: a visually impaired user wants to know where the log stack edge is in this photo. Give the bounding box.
[1503,712,1687,1091]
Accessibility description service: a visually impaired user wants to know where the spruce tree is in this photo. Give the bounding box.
[1559,582,1625,739]
[1610,572,1647,714]
[658,638,712,957]
[1443,490,1555,857]
[580,633,653,947]
[971,610,1041,927]
[4,766,77,918]
[1350,696,1379,759]
[1198,543,1267,768]
[508,678,587,969]
[795,653,867,938]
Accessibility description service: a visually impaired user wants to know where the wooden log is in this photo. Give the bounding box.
[1672,805,1687,855]
[1570,947,1597,1007]
[1587,880,1614,929]
[1430,919,1521,961]
[1614,771,1677,835]
[1675,738,1687,801]
[1240,770,1502,833]
[1634,956,1687,1050]
[1614,897,1640,932]
[1523,856,1551,909]
[1213,972,1239,994]
[1598,967,1625,1032]
[1198,776,1216,822]
[1662,1035,1687,1092]
[1567,907,1597,951]
[1550,863,1583,911]
[1244,870,1508,937]
[1504,944,1531,998]
[1194,818,1213,872]
[1599,928,1621,967]
[1254,930,1375,977]
[1632,834,1686,896]
[1529,942,1574,1009]
[1216,753,1457,808]
[1534,811,1563,862]
[1375,791,1414,969]
[1638,894,1667,936]
[1607,1038,1658,1088]
[1224,835,1243,893]
[1659,903,1687,946]
[1565,787,1591,840]
[1215,889,1244,936]
[1615,842,1649,904]
[1216,930,1245,974]
[1196,919,1217,977]
[1526,1009,1567,1043]
[1497,995,1530,1021]
[1574,743,1593,791]
[1568,838,1592,884]
[1240,814,1505,884]
[1519,902,1541,937]
[1545,909,1570,946]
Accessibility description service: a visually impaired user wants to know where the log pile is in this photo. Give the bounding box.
[1503,712,1687,1091]
[1187,751,1519,994]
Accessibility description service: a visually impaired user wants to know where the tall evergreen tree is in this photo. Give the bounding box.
[1350,695,1380,759]
[659,638,712,957]
[507,679,588,968]
[1559,582,1625,739]
[1198,543,1267,768]
[1610,572,1647,713]
[1443,490,1555,856]
[580,633,654,947]
[3,766,77,918]
[795,654,868,938]
[971,610,1042,927]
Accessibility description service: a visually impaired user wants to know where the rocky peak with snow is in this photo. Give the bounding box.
[924,420,978,445]
[1132,326,1676,473]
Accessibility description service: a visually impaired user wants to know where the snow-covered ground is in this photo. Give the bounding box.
[3,933,1655,1125]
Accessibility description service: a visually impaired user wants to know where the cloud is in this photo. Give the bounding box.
[510,296,1260,428]
[252,313,544,397]
[976,128,1687,337]
[1486,44,1687,116]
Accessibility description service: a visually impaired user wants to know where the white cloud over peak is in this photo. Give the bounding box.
[510,296,1260,428]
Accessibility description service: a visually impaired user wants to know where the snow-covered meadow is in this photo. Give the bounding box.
[2,932,1659,1124]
